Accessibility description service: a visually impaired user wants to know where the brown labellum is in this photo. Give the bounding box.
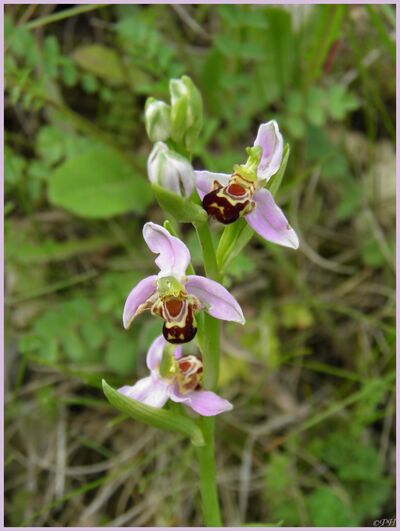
[162,303,197,344]
[202,186,250,224]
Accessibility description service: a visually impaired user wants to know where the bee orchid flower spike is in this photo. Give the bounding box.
[123,222,245,343]
[195,120,299,249]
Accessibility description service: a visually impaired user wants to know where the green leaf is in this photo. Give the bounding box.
[81,73,99,93]
[43,36,60,78]
[281,302,314,329]
[305,5,347,85]
[48,147,152,218]
[72,44,126,86]
[105,335,137,376]
[264,452,300,525]
[264,8,295,96]
[336,181,363,220]
[60,57,78,87]
[327,84,359,121]
[102,380,205,446]
[285,115,306,139]
[305,86,327,126]
[37,126,97,166]
[224,254,255,285]
[268,143,290,196]
[366,5,396,62]
[361,238,386,268]
[152,183,207,223]
[4,146,27,188]
[7,233,117,265]
[308,487,357,526]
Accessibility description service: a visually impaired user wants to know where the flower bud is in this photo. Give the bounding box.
[169,75,203,151]
[147,142,194,197]
[144,98,172,142]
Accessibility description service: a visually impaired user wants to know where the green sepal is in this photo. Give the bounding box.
[163,219,179,237]
[216,218,253,272]
[102,379,205,446]
[268,143,290,196]
[152,183,208,224]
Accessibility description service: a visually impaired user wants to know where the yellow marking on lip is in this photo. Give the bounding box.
[215,190,250,207]
[210,202,226,214]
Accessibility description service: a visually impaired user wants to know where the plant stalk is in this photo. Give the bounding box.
[194,221,221,282]
[193,219,223,525]
[196,417,222,526]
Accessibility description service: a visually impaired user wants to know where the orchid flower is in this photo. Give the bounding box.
[118,335,233,416]
[195,120,299,249]
[123,222,245,343]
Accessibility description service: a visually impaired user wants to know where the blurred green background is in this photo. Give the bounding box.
[4,4,395,527]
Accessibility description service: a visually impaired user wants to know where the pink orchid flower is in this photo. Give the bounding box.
[123,222,245,344]
[118,335,233,416]
[195,120,299,249]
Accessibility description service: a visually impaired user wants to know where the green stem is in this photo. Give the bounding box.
[24,4,108,30]
[193,220,223,525]
[195,417,222,526]
[194,219,222,388]
[194,221,221,282]
[202,315,220,390]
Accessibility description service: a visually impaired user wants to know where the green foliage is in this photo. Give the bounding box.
[19,294,140,376]
[307,487,356,526]
[265,427,393,527]
[48,147,152,218]
[264,452,299,525]
[73,44,128,86]
[20,297,105,364]
[285,85,359,139]
[114,10,184,88]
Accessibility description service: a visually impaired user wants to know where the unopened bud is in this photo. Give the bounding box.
[169,75,203,151]
[144,98,172,142]
[147,142,194,197]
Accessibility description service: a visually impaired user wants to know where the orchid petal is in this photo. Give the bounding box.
[254,120,283,182]
[245,188,299,249]
[170,387,233,416]
[123,275,157,329]
[186,275,245,324]
[146,335,167,371]
[143,222,191,277]
[118,376,171,408]
[194,170,230,200]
